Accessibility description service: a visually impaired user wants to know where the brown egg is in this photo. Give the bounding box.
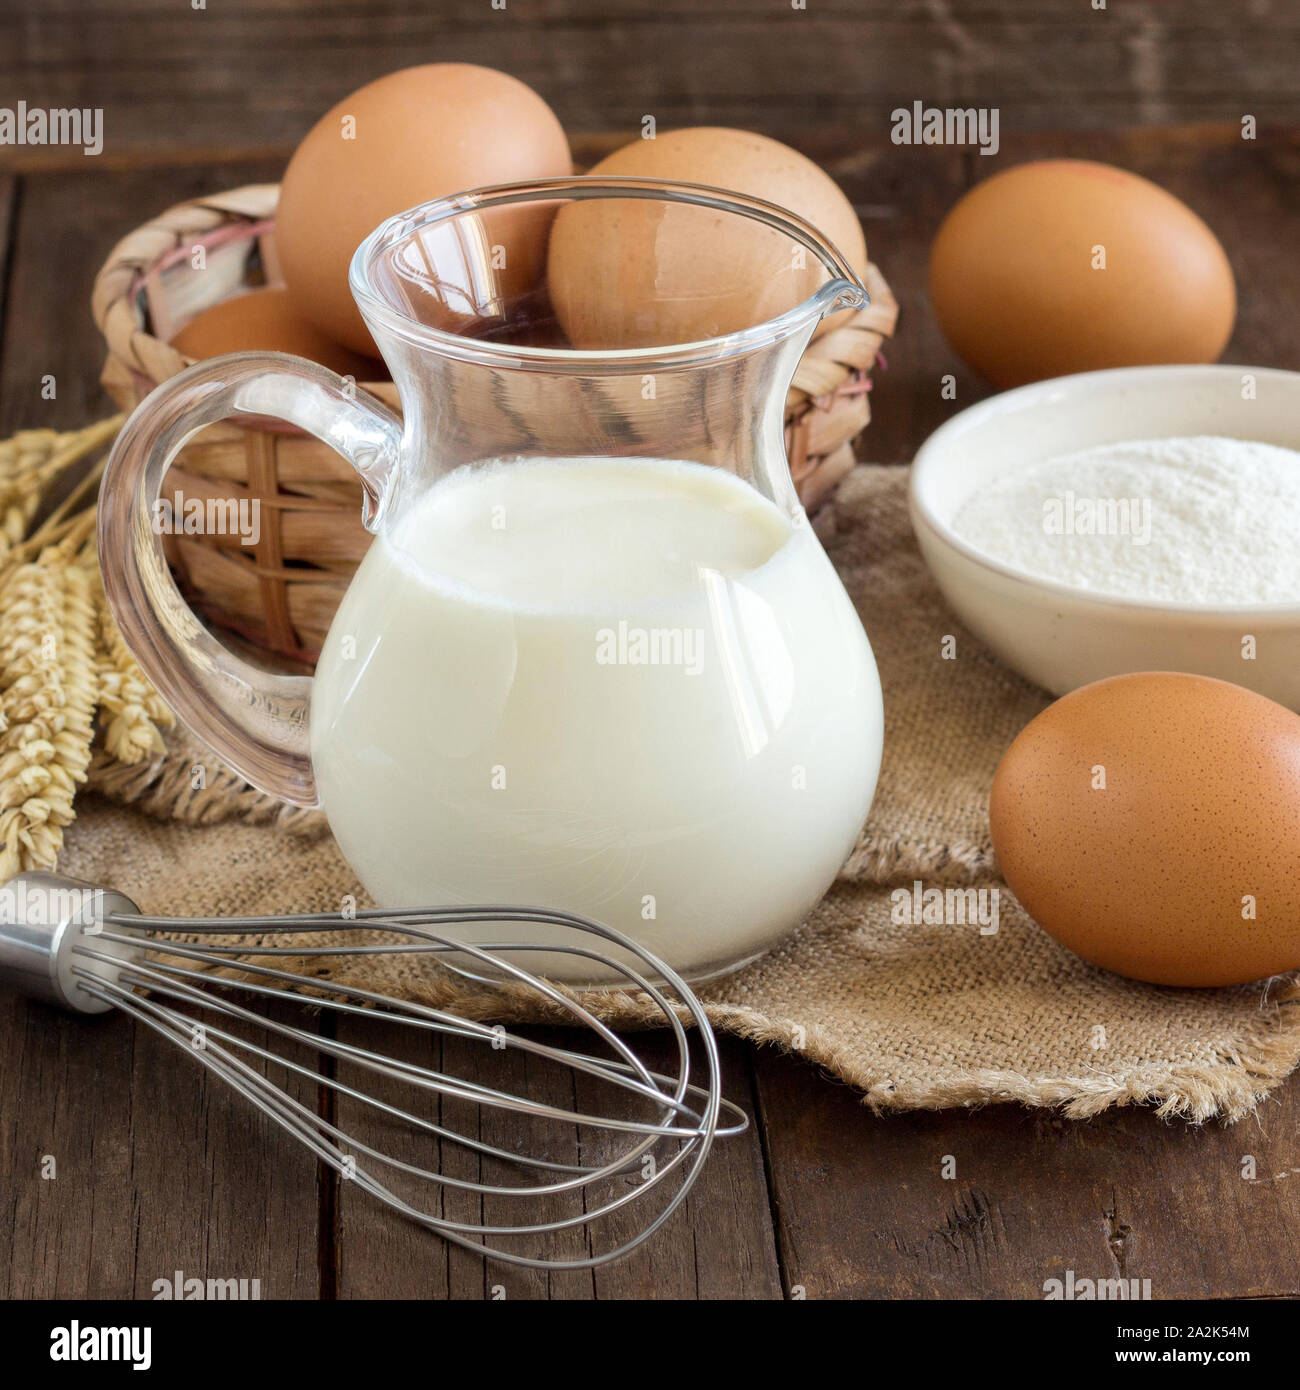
[547,127,868,350]
[170,288,382,379]
[990,672,1300,987]
[930,160,1236,388]
[276,64,572,354]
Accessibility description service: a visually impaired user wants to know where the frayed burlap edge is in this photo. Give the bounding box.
[84,719,996,879]
[842,835,998,885]
[76,660,1300,1132]
[88,727,326,836]
[697,981,1300,1125]
[70,463,1300,1127]
[213,937,1300,1127]
[87,728,1003,877]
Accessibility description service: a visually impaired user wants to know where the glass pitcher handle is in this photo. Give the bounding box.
[97,352,403,808]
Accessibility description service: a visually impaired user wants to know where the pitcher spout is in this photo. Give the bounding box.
[345,175,872,516]
[827,280,870,317]
[351,175,869,368]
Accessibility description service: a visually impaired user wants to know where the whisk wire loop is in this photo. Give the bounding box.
[1,874,748,1269]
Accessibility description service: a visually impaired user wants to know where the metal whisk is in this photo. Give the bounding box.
[0,871,746,1270]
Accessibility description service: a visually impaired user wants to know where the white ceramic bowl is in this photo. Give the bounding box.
[909,365,1300,710]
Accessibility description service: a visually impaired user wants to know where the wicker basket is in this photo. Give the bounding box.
[93,185,898,666]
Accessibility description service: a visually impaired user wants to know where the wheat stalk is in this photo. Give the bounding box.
[0,415,184,874]
[87,558,174,763]
[0,416,123,569]
[0,535,99,877]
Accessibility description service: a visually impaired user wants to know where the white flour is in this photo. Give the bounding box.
[952,435,1300,604]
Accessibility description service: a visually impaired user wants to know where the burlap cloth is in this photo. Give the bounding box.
[70,466,1300,1123]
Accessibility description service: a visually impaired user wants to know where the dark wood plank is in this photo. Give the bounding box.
[468,1026,595,1301]
[3,2,1300,169]
[333,1017,780,1299]
[0,156,283,437]
[754,125,1300,1299]
[584,1034,781,1299]
[0,992,322,1298]
[755,1047,1300,1299]
[0,176,17,344]
[856,125,1300,465]
[0,160,322,1298]
[809,140,978,466]
[0,992,140,1297]
[117,996,322,1299]
[331,1018,591,1299]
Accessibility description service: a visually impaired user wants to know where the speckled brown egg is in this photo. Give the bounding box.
[547,127,868,350]
[929,160,1236,389]
[171,288,383,379]
[277,64,571,355]
[989,671,1300,987]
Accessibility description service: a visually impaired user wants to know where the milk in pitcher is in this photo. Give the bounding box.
[311,456,882,980]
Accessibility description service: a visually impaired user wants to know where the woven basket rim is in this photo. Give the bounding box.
[90,182,898,664]
[93,182,899,403]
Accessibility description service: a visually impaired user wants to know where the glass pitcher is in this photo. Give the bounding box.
[99,177,885,983]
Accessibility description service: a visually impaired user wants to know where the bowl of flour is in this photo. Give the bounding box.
[910,365,1300,708]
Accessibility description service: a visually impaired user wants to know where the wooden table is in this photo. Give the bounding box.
[1,125,1298,1302]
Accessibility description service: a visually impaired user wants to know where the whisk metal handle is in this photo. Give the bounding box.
[0,872,140,1015]
[0,872,749,1268]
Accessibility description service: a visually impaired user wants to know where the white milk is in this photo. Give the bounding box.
[312,457,883,982]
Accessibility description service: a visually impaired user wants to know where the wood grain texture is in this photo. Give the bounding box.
[0,177,16,349]
[581,1035,781,1300]
[0,156,283,437]
[810,139,979,465]
[2,1,1300,169]
[331,1019,592,1300]
[2,122,1300,1299]
[754,1048,1300,1299]
[0,162,321,1298]
[840,125,1300,463]
[0,992,140,1298]
[0,995,322,1298]
[115,998,323,1299]
[332,1022,781,1300]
